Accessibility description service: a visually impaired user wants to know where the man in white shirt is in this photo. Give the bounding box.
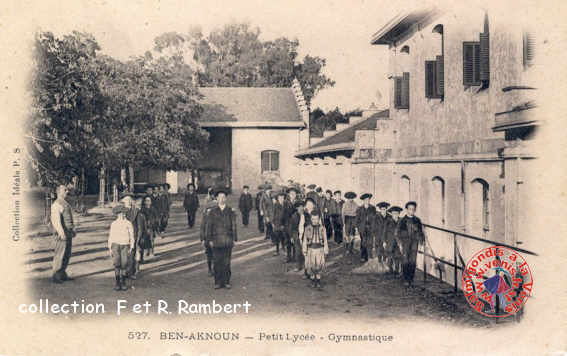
[108,204,135,291]
[50,185,76,284]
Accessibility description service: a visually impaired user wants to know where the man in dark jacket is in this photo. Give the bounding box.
[238,185,253,226]
[374,202,391,263]
[272,192,287,257]
[205,189,238,289]
[200,192,217,276]
[160,184,172,232]
[355,193,375,263]
[183,183,200,228]
[259,187,274,241]
[255,188,264,233]
[331,191,344,244]
[386,206,403,274]
[321,190,334,242]
[121,193,145,280]
[398,201,425,285]
[305,184,319,209]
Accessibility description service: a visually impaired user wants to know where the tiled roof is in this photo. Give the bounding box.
[198,87,304,127]
[295,109,389,157]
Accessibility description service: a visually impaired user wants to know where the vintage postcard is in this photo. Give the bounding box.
[1,0,566,355]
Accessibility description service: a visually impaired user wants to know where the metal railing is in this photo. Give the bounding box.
[419,223,538,295]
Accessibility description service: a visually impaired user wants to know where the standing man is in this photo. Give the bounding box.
[341,192,358,262]
[255,187,264,233]
[398,201,425,286]
[161,183,172,232]
[289,200,306,273]
[238,185,253,227]
[355,193,375,263]
[200,189,217,277]
[121,193,144,280]
[183,183,200,228]
[205,189,238,289]
[305,184,318,208]
[386,206,403,274]
[374,202,391,263]
[50,185,76,284]
[259,186,274,241]
[331,191,344,244]
[315,187,324,209]
[321,190,334,242]
[151,187,163,238]
[272,192,287,257]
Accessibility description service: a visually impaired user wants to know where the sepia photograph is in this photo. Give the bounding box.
[1,0,566,355]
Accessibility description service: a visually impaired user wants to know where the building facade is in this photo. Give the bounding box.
[294,6,542,288]
[166,80,309,194]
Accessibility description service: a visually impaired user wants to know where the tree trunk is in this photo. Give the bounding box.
[98,167,105,207]
[128,165,134,192]
[120,167,127,188]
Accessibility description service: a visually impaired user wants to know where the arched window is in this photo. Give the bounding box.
[400,45,410,54]
[261,150,279,173]
[468,179,490,236]
[430,177,446,226]
[400,175,411,205]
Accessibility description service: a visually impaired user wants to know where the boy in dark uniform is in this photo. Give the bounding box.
[331,190,344,244]
[321,190,333,242]
[205,189,238,289]
[255,187,264,233]
[161,183,171,232]
[398,201,425,286]
[305,184,319,209]
[316,187,324,209]
[374,202,391,262]
[238,185,253,226]
[341,192,358,262]
[200,191,217,276]
[259,186,274,241]
[355,193,375,263]
[386,206,403,274]
[183,183,200,228]
[289,200,307,272]
[272,192,287,257]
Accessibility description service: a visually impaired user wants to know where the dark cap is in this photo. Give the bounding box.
[334,190,341,195]
[377,201,390,209]
[325,189,332,195]
[294,200,305,209]
[360,193,373,200]
[305,197,317,205]
[405,201,417,209]
[112,204,128,215]
[316,187,323,193]
[344,192,357,199]
[287,187,298,194]
[307,184,316,189]
[214,187,228,197]
[310,209,321,217]
[243,185,249,189]
[388,206,403,213]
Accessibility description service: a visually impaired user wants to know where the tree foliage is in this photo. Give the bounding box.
[154,23,335,106]
[28,31,209,187]
[309,106,348,137]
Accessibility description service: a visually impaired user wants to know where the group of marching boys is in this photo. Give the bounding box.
[106,180,425,291]
[249,183,425,289]
[107,183,172,291]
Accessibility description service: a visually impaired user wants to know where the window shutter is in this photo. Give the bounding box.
[261,151,269,172]
[436,55,444,96]
[401,72,410,109]
[271,152,279,171]
[463,42,480,86]
[479,32,490,82]
[523,32,535,67]
[425,61,436,98]
[394,76,402,108]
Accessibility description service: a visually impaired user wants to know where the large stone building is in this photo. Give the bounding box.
[165,80,309,194]
[294,6,542,288]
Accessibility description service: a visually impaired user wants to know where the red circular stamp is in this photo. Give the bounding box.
[462,246,533,318]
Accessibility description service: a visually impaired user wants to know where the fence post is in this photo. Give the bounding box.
[453,233,458,295]
[423,244,427,284]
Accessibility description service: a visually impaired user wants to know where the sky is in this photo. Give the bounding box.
[13,0,407,112]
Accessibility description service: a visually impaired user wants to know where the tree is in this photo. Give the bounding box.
[28,31,209,194]
[155,23,335,106]
[27,31,104,187]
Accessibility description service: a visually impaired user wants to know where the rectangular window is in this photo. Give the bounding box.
[394,72,410,109]
[426,61,439,98]
[261,151,279,172]
[463,41,481,86]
